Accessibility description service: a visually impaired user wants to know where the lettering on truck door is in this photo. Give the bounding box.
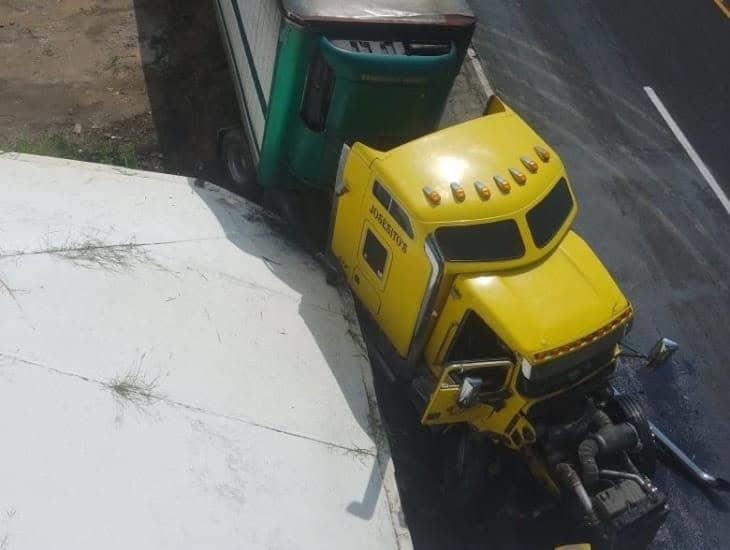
[360,178,433,358]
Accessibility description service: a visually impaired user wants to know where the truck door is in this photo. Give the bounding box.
[422,305,514,426]
[330,144,430,358]
[330,144,385,316]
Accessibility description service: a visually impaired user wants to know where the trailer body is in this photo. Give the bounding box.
[214,0,475,191]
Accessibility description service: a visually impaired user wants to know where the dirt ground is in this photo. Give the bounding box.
[0,0,239,180]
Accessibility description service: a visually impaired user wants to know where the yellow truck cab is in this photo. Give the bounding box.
[329,98,668,547]
[330,97,631,421]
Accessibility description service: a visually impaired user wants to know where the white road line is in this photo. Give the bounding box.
[467,47,494,99]
[643,86,730,216]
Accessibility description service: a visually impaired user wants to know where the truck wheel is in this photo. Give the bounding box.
[607,394,657,477]
[440,427,489,518]
[219,128,259,197]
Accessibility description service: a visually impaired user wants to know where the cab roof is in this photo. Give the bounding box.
[459,231,632,362]
[368,103,566,226]
[281,0,475,26]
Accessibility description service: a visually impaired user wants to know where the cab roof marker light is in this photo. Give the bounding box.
[493,175,511,194]
[450,182,466,202]
[521,156,539,173]
[474,181,491,200]
[509,168,527,185]
[423,186,441,205]
[534,145,550,162]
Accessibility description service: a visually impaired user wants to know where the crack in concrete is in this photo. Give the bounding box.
[0,351,376,457]
[0,237,340,313]
[0,272,23,310]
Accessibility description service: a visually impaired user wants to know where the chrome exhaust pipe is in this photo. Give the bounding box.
[650,422,730,491]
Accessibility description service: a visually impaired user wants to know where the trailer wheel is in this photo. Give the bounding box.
[219,128,259,197]
[607,394,657,476]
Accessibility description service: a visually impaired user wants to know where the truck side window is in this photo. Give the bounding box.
[447,310,513,363]
[363,229,388,279]
[372,181,414,238]
[301,54,335,132]
[373,180,391,208]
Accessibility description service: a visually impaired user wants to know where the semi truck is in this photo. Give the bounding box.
[327,97,675,548]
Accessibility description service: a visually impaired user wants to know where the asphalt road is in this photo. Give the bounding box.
[463,1,729,548]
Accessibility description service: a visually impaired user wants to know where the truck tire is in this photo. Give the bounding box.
[219,128,259,198]
[440,427,489,518]
[607,394,657,477]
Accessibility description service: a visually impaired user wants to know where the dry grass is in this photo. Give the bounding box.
[45,235,166,273]
[107,355,163,414]
[51,239,142,271]
[109,370,159,402]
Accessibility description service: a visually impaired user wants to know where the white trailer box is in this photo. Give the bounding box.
[0,153,411,550]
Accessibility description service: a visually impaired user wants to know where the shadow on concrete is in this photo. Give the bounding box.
[186,178,398,518]
[130,0,407,530]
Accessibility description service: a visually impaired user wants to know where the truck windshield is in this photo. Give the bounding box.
[435,219,525,262]
[526,178,574,248]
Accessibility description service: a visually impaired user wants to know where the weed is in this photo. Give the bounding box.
[44,233,168,273]
[108,365,162,410]
[48,238,142,272]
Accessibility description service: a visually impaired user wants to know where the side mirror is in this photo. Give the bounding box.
[647,337,678,366]
[333,144,351,196]
[457,376,483,408]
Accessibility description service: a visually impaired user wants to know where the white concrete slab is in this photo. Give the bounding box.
[0,153,411,550]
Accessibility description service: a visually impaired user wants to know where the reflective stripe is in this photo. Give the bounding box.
[216,0,261,155]
[229,0,269,115]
